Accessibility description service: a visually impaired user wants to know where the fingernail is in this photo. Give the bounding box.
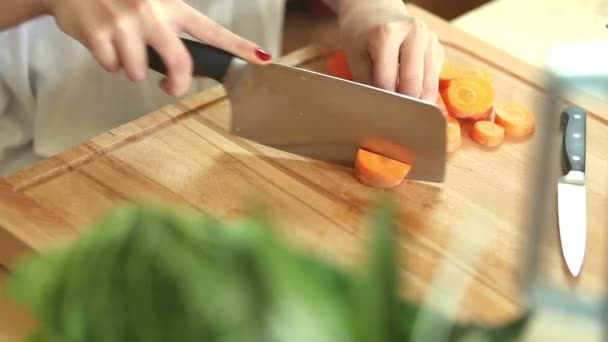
[255,48,272,62]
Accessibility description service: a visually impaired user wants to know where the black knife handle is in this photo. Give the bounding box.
[147,37,235,83]
[560,106,587,173]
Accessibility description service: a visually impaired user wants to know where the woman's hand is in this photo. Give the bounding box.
[42,0,273,96]
[335,0,444,102]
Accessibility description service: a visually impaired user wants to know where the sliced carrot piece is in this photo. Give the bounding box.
[439,60,460,92]
[441,76,494,119]
[470,120,505,147]
[447,115,462,153]
[495,103,536,138]
[327,50,353,80]
[467,106,494,122]
[354,149,411,189]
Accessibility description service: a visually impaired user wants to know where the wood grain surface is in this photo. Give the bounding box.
[0,5,606,325]
[0,267,34,341]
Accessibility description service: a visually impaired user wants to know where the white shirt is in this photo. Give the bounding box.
[0,0,286,176]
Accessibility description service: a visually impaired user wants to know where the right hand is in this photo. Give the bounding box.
[42,0,273,96]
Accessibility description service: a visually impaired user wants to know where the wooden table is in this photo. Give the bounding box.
[453,0,608,70]
[1,4,606,326]
[452,0,608,102]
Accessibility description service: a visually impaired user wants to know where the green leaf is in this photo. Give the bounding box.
[449,311,531,342]
[5,199,531,342]
[352,195,400,342]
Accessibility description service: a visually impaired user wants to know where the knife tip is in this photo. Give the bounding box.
[566,257,584,277]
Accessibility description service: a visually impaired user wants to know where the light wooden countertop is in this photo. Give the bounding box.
[452,0,608,100]
[453,0,607,67]
[0,267,33,341]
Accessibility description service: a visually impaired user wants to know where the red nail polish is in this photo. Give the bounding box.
[255,48,272,62]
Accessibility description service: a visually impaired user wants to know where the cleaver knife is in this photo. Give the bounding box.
[147,38,447,182]
[557,106,587,277]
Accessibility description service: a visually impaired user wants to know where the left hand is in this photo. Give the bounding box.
[336,0,444,102]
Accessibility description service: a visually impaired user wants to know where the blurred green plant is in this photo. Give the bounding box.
[5,196,530,342]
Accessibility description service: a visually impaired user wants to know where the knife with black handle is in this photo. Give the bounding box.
[144,37,449,183]
[557,105,587,277]
[147,37,237,82]
[560,106,587,174]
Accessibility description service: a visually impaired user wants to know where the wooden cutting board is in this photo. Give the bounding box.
[0,5,606,324]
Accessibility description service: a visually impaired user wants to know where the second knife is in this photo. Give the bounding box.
[557,105,588,277]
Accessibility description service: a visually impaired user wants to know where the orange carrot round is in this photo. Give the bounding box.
[467,106,494,122]
[447,115,462,153]
[441,76,494,119]
[354,149,411,189]
[470,120,505,147]
[327,50,353,80]
[439,60,460,92]
[495,103,536,138]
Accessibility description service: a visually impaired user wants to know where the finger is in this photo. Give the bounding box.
[420,33,443,102]
[350,52,374,86]
[113,20,147,81]
[82,28,121,73]
[179,5,272,64]
[397,21,428,98]
[145,23,193,96]
[368,23,406,92]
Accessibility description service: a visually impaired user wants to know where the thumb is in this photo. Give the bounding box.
[179,6,273,65]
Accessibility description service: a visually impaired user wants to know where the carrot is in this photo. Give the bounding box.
[447,115,462,153]
[467,106,494,122]
[327,50,353,81]
[439,62,491,92]
[441,76,494,119]
[495,103,536,138]
[439,60,460,92]
[354,149,411,189]
[469,120,505,147]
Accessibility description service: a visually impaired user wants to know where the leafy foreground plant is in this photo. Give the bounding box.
[6,197,530,342]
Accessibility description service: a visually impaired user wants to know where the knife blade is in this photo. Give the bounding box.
[557,105,587,277]
[146,38,447,183]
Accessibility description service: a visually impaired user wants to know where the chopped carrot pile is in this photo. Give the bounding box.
[326,50,353,81]
[441,76,495,119]
[354,149,411,189]
[322,54,538,188]
[470,120,505,147]
[435,61,536,151]
[495,103,536,138]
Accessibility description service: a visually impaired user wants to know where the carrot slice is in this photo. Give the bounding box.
[354,149,411,189]
[439,60,460,92]
[470,120,505,147]
[327,50,353,80]
[441,76,494,119]
[467,106,494,122]
[447,115,462,153]
[495,103,536,138]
